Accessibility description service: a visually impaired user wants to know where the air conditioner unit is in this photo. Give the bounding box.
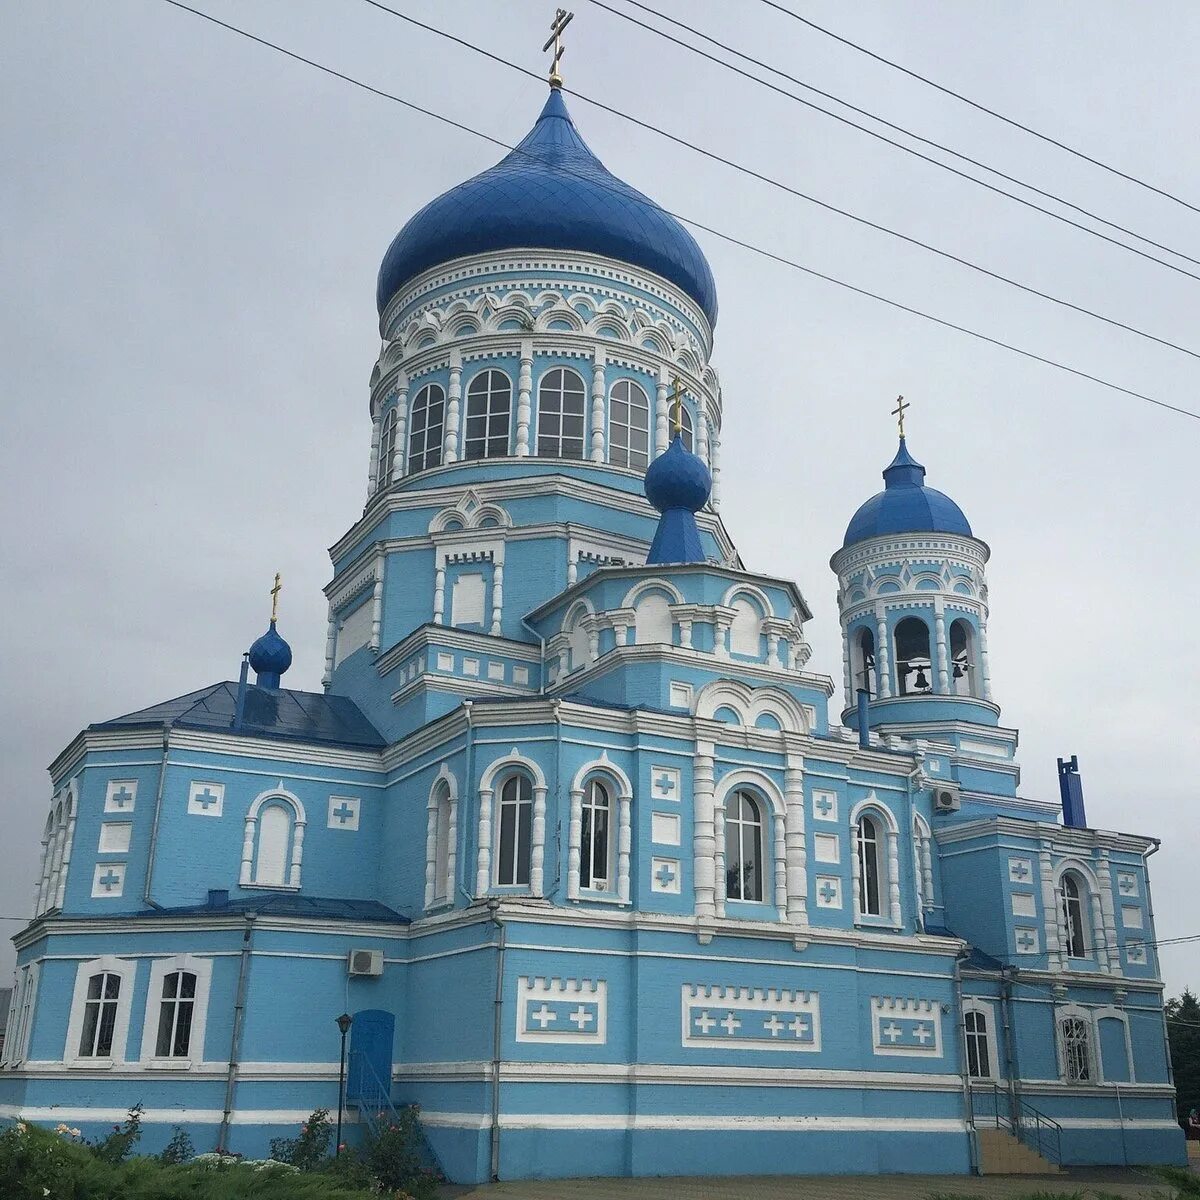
[347,948,384,978]
[934,789,961,813]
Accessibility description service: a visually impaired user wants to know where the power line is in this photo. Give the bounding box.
[360,0,1200,365]
[759,0,1200,218]
[155,0,1200,423]
[589,0,1200,283]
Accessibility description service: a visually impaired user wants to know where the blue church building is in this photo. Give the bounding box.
[0,81,1186,1182]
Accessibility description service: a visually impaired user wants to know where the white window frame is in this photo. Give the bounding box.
[678,404,694,453]
[849,798,901,927]
[1060,871,1090,959]
[376,405,397,491]
[2,961,39,1066]
[1056,1005,1097,1083]
[536,367,587,460]
[567,759,633,904]
[424,767,458,910]
[139,954,213,1069]
[407,382,445,474]
[856,812,883,916]
[239,789,307,891]
[579,777,614,893]
[724,789,766,903]
[463,369,512,460]
[609,378,650,471]
[65,956,138,1067]
[495,773,533,888]
[962,1001,999,1079]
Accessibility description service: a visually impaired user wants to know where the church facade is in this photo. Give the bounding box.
[0,83,1186,1182]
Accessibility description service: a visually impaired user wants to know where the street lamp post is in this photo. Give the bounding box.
[335,1012,353,1156]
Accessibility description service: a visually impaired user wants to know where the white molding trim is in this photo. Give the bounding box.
[64,956,139,1067]
[137,954,214,1067]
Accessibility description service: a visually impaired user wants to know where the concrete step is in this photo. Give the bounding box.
[978,1126,1060,1175]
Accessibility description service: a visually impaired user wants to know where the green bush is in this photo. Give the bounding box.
[362,1106,440,1199]
[269,1106,334,1170]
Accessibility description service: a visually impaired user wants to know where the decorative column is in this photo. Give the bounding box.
[424,794,439,909]
[920,834,934,915]
[617,790,632,904]
[1039,845,1062,969]
[933,599,950,694]
[369,560,384,651]
[713,613,732,659]
[53,808,75,911]
[886,827,901,926]
[678,617,693,649]
[515,339,533,456]
[587,621,599,663]
[590,351,606,462]
[490,561,504,636]
[1089,888,1112,974]
[874,606,892,699]
[321,609,337,688]
[433,564,446,625]
[445,797,457,906]
[288,818,305,888]
[34,832,51,914]
[978,617,993,701]
[654,370,669,456]
[841,635,853,710]
[849,820,861,917]
[567,552,578,587]
[443,352,462,463]
[1097,851,1119,974]
[784,755,808,924]
[713,800,726,918]
[366,411,381,499]
[239,816,255,886]
[772,802,788,921]
[530,782,548,895]
[567,787,583,900]
[476,787,494,895]
[696,408,710,467]
[692,742,717,918]
[392,376,409,481]
[710,433,722,508]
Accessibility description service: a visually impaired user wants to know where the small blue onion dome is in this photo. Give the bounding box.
[843,438,972,548]
[248,620,292,686]
[645,435,712,513]
[376,89,718,327]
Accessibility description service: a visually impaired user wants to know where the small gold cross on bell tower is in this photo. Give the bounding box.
[892,394,910,439]
[543,9,574,90]
[269,572,282,624]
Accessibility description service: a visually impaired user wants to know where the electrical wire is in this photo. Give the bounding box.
[155,1,1200,423]
[589,0,1200,282]
[759,0,1200,218]
[359,0,1200,364]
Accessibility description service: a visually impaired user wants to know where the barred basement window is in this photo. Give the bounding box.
[79,972,121,1058]
[1061,1016,1093,1082]
[154,970,197,1058]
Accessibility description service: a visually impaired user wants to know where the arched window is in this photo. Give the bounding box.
[856,813,883,916]
[464,370,511,460]
[496,774,532,887]
[241,792,305,890]
[730,597,763,657]
[964,1010,991,1078]
[724,790,764,902]
[609,379,650,470]
[255,804,292,886]
[855,627,877,696]
[950,619,976,697]
[1060,1014,1093,1082]
[537,367,587,459]
[1061,872,1089,958]
[580,778,612,891]
[679,405,694,453]
[407,383,445,474]
[79,971,122,1058]
[154,971,197,1058]
[894,617,933,695]
[634,592,673,645]
[432,781,452,904]
[376,406,397,491]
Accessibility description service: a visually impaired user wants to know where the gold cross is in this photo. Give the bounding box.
[543,9,574,89]
[270,572,282,624]
[668,376,684,435]
[892,394,910,439]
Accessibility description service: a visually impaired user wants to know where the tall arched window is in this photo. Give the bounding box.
[537,367,587,459]
[855,627,877,695]
[964,1010,991,1078]
[679,405,694,453]
[609,379,650,470]
[496,774,532,887]
[432,781,452,904]
[464,370,512,460]
[857,813,883,916]
[241,792,306,890]
[580,778,612,890]
[79,971,122,1058]
[255,804,292,886]
[894,617,933,695]
[1060,1014,1093,1082]
[407,383,445,474]
[376,406,397,491]
[1061,872,1089,958]
[154,970,197,1058]
[950,619,976,696]
[724,790,764,902]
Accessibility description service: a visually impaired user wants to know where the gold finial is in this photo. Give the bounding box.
[269,572,282,624]
[668,376,684,435]
[892,394,910,439]
[543,8,574,89]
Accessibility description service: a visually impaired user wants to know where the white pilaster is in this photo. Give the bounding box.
[366,412,381,499]
[530,784,548,895]
[433,565,446,625]
[1040,846,1062,969]
[239,818,254,886]
[476,788,494,895]
[617,790,632,904]
[567,787,583,900]
[693,744,716,918]
[1098,851,1119,974]
[443,351,462,463]
[654,369,669,456]
[772,804,788,921]
[713,800,726,918]
[490,561,504,636]
[696,407,710,467]
[288,819,305,888]
[784,756,808,924]
[933,599,949,694]
[978,617,993,701]
[886,827,901,926]
[590,351,606,463]
[321,609,337,688]
[874,606,892,699]
[515,339,533,456]
[392,377,409,481]
[424,797,439,909]
[369,560,384,651]
[710,432,721,508]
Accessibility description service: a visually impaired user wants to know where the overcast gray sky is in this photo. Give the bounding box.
[2,1,1197,995]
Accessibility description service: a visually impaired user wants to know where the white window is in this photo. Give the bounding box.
[580,779,612,891]
[678,404,694,453]
[257,806,290,885]
[376,406,397,491]
[496,774,532,887]
[464,370,511,459]
[80,973,121,1058]
[1060,1014,1093,1082]
[155,971,196,1057]
[1061,872,1089,958]
[65,957,137,1065]
[536,367,587,459]
[240,792,306,890]
[609,379,650,470]
[139,955,213,1066]
[407,383,445,474]
[2,962,39,1066]
[433,782,452,904]
[857,813,883,917]
[36,790,76,915]
[964,1009,992,1078]
[724,790,764,902]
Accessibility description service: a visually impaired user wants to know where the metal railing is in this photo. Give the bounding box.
[344,1051,444,1176]
[973,1080,1063,1165]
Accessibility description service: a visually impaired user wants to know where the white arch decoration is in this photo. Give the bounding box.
[1052,858,1111,971]
[562,599,598,673]
[241,786,307,889]
[620,577,685,608]
[477,750,549,896]
[694,679,809,735]
[720,582,775,616]
[712,769,789,920]
[1093,1004,1135,1083]
[567,753,634,903]
[425,765,459,909]
[849,794,902,927]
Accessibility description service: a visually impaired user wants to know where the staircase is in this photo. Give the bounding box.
[344,1051,444,1177]
[978,1125,1060,1175]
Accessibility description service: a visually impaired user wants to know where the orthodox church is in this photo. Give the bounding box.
[0,65,1186,1182]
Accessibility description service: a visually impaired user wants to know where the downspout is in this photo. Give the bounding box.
[217,911,257,1154]
[1143,841,1174,1086]
[521,616,547,697]
[141,723,171,910]
[458,701,476,905]
[1000,966,1020,1126]
[542,699,564,901]
[487,899,506,1180]
[953,950,980,1174]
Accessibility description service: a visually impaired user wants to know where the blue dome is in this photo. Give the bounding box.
[376,89,718,327]
[843,438,972,547]
[645,435,711,513]
[248,620,293,684]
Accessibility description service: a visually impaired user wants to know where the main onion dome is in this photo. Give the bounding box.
[376,88,718,327]
[843,438,972,548]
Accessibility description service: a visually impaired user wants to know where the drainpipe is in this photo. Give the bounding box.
[458,701,476,905]
[520,616,547,696]
[1143,841,1174,1086]
[856,688,870,749]
[953,950,980,1174]
[487,899,506,1180]
[217,911,257,1154]
[141,724,171,909]
[1000,966,1020,1126]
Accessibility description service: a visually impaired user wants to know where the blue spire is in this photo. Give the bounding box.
[881,436,927,487]
[248,620,292,691]
[644,436,712,565]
